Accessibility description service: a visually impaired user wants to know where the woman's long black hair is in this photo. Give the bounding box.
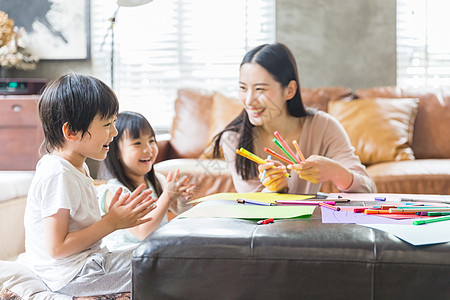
[102,111,163,196]
[212,43,312,179]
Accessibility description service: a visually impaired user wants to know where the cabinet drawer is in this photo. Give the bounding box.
[0,98,41,127]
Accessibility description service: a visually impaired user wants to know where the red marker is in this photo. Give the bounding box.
[257,218,275,225]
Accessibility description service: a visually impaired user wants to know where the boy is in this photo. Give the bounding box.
[19,74,157,297]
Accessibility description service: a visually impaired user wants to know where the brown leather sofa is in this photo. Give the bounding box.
[155,87,450,198]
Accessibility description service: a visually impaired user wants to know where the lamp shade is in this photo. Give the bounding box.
[117,0,153,7]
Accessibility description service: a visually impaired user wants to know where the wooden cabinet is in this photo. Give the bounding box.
[0,95,44,170]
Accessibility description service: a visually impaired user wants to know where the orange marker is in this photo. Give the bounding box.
[292,140,306,163]
[364,209,391,214]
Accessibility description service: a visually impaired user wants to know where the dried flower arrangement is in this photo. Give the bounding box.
[0,11,39,71]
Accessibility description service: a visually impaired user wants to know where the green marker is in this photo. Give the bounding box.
[427,211,450,216]
[413,215,450,225]
[272,138,298,164]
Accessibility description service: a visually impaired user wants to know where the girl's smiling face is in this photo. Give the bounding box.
[239,63,289,126]
[118,130,159,179]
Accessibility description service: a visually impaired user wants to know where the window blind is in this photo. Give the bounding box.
[91,0,275,133]
[397,0,450,88]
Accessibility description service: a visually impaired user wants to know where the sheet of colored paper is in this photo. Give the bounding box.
[321,207,415,224]
[360,221,450,246]
[178,204,316,219]
[187,192,314,204]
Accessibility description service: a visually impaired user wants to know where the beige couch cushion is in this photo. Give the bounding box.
[355,86,450,159]
[328,98,419,165]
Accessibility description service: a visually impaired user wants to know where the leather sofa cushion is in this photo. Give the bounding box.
[301,86,353,112]
[367,159,450,194]
[355,86,450,159]
[328,98,419,165]
[170,89,215,158]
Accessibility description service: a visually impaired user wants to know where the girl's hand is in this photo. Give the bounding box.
[258,160,288,192]
[165,169,195,202]
[287,155,353,189]
[105,184,157,230]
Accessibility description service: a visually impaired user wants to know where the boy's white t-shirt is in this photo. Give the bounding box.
[20,154,103,291]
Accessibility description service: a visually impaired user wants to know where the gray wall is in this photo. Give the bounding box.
[10,0,397,91]
[276,0,397,90]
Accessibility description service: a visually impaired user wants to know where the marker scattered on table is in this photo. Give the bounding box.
[257,218,275,225]
[413,215,450,225]
[375,197,386,201]
[319,202,340,211]
[236,198,275,206]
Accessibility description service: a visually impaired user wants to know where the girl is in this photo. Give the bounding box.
[98,111,194,250]
[213,43,376,194]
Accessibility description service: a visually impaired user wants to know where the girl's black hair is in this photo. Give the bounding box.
[103,111,163,196]
[39,73,119,154]
[212,43,312,179]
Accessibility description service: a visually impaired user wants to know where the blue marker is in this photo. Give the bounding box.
[260,155,271,183]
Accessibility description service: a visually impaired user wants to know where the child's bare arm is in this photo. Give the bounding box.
[43,184,156,259]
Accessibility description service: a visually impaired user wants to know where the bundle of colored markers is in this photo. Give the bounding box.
[235,131,306,182]
[355,203,450,225]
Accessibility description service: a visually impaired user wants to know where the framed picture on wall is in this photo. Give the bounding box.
[2,0,90,60]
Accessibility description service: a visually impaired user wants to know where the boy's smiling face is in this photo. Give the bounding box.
[80,114,119,161]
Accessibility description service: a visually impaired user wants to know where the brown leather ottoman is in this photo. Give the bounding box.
[132,201,450,299]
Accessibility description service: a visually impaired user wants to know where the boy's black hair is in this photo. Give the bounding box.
[39,73,119,154]
[103,111,163,196]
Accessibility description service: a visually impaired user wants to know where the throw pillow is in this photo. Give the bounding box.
[327,98,419,165]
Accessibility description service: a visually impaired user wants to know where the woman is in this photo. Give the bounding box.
[213,43,376,194]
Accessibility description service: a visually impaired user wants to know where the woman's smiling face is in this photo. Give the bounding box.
[239,63,288,126]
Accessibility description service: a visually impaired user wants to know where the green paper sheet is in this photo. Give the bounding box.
[187,192,314,205]
[178,204,316,219]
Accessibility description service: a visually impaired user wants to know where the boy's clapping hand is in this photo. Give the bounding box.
[105,184,157,230]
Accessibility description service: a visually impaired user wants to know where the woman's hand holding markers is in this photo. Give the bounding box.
[258,160,289,192]
[287,155,353,190]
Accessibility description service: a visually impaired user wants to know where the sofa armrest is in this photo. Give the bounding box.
[0,196,26,260]
[154,159,236,199]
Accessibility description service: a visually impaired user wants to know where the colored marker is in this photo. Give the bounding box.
[319,202,340,211]
[236,198,275,206]
[365,209,391,214]
[236,148,266,164]
[401,198,450,205]
[428,211,450,216]
[260,155,271,182]
[272,138,298,164]
[390,207,450,213]
[257,218,275,225]
[413,215,450,225]
[375,197,386,201]
[264,147,293,165]
[353,208,367,213]
[292,140,306,162]
[237,148,289,178]
[320,198,350,203]
[274,131,299,164]
[276,200,336,205]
